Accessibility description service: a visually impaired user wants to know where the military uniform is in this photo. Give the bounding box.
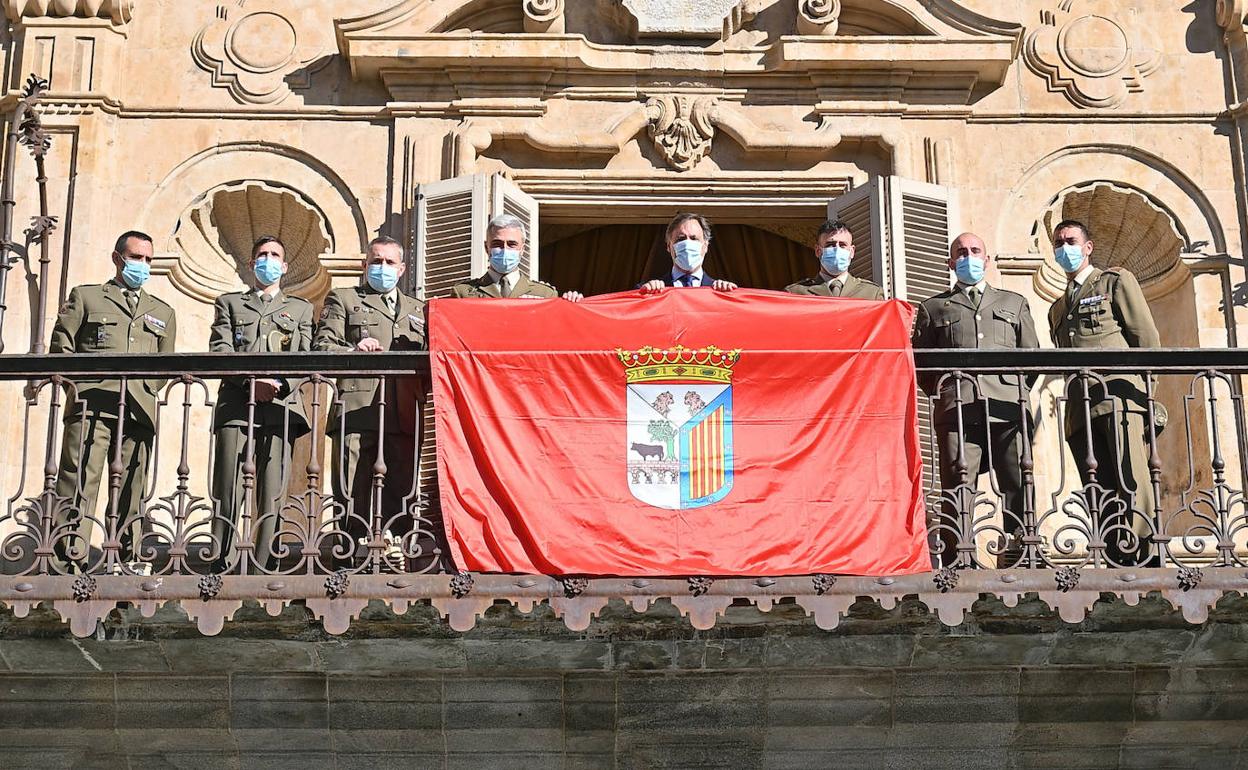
[784,273,885,300]
[450,272,558,298]
[313,285,425,563]
[912,283,1039,567]
[1048,267,1161,565]
[208,289,313,571]
[50,280,177,568]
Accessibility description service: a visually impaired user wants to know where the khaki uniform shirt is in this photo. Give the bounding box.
[912,284,1040,426]
[313,285,425,434]
[209,290,314,430]
[450,273,558,299]
[50,280,177,427]
[784,273,885,300]
[1048,267,1160,428]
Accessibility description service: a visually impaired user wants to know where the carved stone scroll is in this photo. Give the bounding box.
[796,0,840,36]
[522,0,564,33]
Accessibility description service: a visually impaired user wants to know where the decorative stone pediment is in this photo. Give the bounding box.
[335,0,1021,107]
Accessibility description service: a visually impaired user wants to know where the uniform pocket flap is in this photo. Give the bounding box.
[936,318,956,327]
[273,314,298,331]
[86,311,119,325]
[346,311,376,326]
[992,308,1016,322]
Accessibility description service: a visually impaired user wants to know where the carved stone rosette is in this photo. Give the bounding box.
[3,0,132,25]
[796,0,840,36]
[522,0,564,34]
[645,94,717,171]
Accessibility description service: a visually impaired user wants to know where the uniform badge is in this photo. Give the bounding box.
[143,313,167,330]
[320,306,331,321]
[235,329,245,344]
[279,311,292,320]
[1078,295,1105,307]
[96,327,109,345]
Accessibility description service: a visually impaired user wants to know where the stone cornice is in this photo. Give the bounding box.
[343,34,1016,106]
[3,0,132,26]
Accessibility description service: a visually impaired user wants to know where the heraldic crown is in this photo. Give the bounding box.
[616,345,741,385]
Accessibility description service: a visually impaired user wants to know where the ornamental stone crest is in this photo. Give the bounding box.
[1023,6,1160,109]
[192,0,331,105]
[645,95,716,171]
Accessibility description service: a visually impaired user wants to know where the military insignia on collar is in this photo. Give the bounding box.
[58,301,71,315]
[1078,295,1106,306]
[143,313,167,330]
[320,306,331,320]
[279,311,292,320]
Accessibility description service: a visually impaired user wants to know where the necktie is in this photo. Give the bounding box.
[967,287,980,307]
[1067,282,1080,305]
[125,290,138,312]
[385,292,397,316]
[830,281,843,297]
[680,274,693,287]
[500,278,512,298]
[260,293,272,305]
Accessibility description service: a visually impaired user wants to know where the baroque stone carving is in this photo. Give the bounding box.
[192,1,330,105]
[167,181,332,303]
[1023,8,1160,109]
[3,0,132,25]
[796,0,840,36]
[522,0,563,33]
[645,94,716,171]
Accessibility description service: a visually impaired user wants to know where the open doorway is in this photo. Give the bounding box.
[538,222,820,295]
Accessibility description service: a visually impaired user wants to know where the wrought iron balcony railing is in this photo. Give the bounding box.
[0,348,1243,636]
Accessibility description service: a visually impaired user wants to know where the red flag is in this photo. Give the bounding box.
[429,288,928,576]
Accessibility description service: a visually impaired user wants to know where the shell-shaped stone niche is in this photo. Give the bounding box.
[170,182,332,303]
[1040,182,1183,286]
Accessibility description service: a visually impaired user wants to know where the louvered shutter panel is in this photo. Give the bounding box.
[412,175,488,566]
[887,177,958,302]
[491,173,541,279]
[412,174,488,300]
[888,178,958,520]
[829,177,959,513]
[827,178,887,290]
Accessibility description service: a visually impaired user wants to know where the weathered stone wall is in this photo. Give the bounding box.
[3,598,1248,768]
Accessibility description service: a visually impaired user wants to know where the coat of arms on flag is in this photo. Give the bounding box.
[618,345,740,510]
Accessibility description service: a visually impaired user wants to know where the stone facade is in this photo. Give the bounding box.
[0,2,1244,556]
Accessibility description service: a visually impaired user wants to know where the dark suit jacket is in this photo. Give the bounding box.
[636,273,716,289]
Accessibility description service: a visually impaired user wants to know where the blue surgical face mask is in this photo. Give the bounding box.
[820,246,852,276]
[489,247,521,275]
[366,263,399,293]
[120,259,150,289]
[1054,244,1085,273]
[954,255,985,285]
[253,257,284,287]
[672,240,704,273]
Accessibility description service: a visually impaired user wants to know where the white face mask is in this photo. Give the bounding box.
[672,240,704,273]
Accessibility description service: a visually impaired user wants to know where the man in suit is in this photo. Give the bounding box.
[51,231,177,573]
[208,236,314,572]
[313,236,425,566]
[1048,219,1161,566]
[450,214,559,299]
[639,213,738,292]
[912,232,1039,568]
[785,220,885,299]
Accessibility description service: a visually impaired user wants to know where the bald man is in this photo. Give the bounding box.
[912,233,1039,568]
